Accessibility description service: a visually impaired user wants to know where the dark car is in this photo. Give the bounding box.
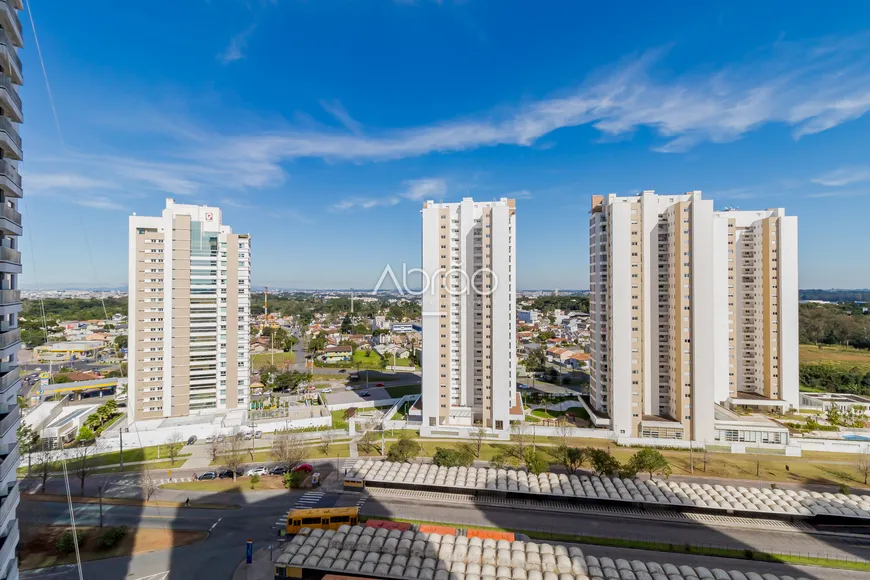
[198,471,217,480]
[218,469,243,479]
[338,369,346,373]
[360,391,370,397]
[269,465,287,476]
[375,382,385,387]
[187,435,198,445]
[293,463,313,473]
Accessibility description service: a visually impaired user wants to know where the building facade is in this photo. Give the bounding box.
[589,191,798,442]
[0,2,22,579]
[128,200,251,421]
[421,198,516,436]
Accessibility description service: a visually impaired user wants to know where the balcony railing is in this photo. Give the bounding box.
[0,77,19,114]
[0,291,17,307]
[0,160,19,187]
[0,485,18,534]
[0,407,18,439]
[0,206,19,229]
[0,29,18,72]
[0,247,18,265]
[0,447,18,485]
[0,370,16,396]
[0,524,18,578]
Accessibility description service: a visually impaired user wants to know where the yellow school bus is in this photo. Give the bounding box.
[286,507,359,534]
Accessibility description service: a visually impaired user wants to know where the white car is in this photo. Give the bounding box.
[322,388,332,393]
[246,467,268,477]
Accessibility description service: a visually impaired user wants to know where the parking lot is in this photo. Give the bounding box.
[323,386,395,407]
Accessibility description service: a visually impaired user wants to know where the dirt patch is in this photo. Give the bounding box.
[22,494,236,510]
[20,526,208,570]
[162,474,291,492]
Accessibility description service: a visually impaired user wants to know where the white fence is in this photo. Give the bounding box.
[326,398,401,412]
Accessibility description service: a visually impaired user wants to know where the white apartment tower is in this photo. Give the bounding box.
[421,198,517,436]
[0,3,23,580]
[128,200,251,421]
[589,191,798,442]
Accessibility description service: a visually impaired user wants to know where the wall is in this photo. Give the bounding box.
[617,435,705,450]
[326,398,400,412]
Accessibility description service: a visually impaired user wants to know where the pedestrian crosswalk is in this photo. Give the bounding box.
[274,491,327,526]
[153,477,194,485]
[355,493,369,510]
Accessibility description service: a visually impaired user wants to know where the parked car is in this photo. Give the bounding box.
[254,430,263,439]
[244,432,253,440]
[246,467,268,477]
[216,435,226,443]
[322,388,332,393]
[205,435,215,444]
[198,471,217,480]
[517,383,530,390]
[269,465,287,475]
[187,435,198,445]
[218,469,243,479]
[360,391,371,397]
[375,382,385,387]
[338,369,346,373]
[293,463,313,473]
[345,386,354,391]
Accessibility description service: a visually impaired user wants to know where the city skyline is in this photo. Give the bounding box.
[17,1,870,290]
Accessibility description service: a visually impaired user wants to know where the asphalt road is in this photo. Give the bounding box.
[20,489,870,580]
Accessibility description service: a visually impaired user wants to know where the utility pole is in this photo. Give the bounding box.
[119,428,124,468]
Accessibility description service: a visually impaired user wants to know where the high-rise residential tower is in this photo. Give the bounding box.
[128,200,251,421]
[0,2,23,579]
[421,198,517,436]
[589,191,798,442]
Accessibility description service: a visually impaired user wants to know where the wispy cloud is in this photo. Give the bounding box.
[401,178,447,201]
[75,196,127,211]
[507,189,533,199]
[812,166,870,187]
[331,196,402,211]
[218,25,256,64]
[30,34,870,210]
[804,189,868,199]
[320,100,364,136]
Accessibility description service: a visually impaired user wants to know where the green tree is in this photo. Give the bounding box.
[628,448,671,478]
[53,375,72,384]
[826,405,843,426]
[340,315,353,334]
[77,425,95,442]
[549,445,587,474]
[282,335,298,352]
[17,424,39,475]
[114,335,128,351]
[432,447,474,467]
[386,433,420,463]
[524,449,549,475]
[523,348,547,372]
[588,448,621,477]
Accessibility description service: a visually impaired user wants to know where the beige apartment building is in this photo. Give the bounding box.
[421,198,517,437]
[128,200,251,421]
[589,191,798,442]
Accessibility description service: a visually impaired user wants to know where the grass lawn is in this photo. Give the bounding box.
[385,384,421,398]
[529,407,590,422]
[208,443,352,466]
[331,409,350,430]
[19,526,208,570]
[19,444,190,475]
[162,475,290,492]
[800,344,870,370]
[391,408,407,420]
[252,351,296,370]
[353,350,386,370]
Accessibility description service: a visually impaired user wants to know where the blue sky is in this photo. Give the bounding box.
[19,0,870,290]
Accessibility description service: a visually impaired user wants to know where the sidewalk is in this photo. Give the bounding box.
[232,546,276,580]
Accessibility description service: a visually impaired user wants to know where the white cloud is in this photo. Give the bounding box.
[506,189,533,199]
[331,196,402,211]
[75,196,127,211]
[31,34,870,209]
[401,178,447,201]
[218,25,256,64]
[24,173,113,194]
[812,166,870,187]
[320,100,364,136]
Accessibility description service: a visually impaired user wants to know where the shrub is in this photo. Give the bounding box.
[839,483,851,495]
[386,434,420,463]
[97,526,127,550]
[56,529,86,554]
[251,474,261,489]
[284,471,305,489]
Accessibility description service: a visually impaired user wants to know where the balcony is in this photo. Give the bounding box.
[0,407,16,440]
[0,77,19,126]
[0,368,16,398]
[0,484,18,541]
[0,205,18,237]
[0,446,17,485]
[0,2,22,48]
[0,160,18,198]
[0,29,19,86]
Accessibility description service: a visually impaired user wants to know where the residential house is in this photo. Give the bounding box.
[319,345,353,363]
